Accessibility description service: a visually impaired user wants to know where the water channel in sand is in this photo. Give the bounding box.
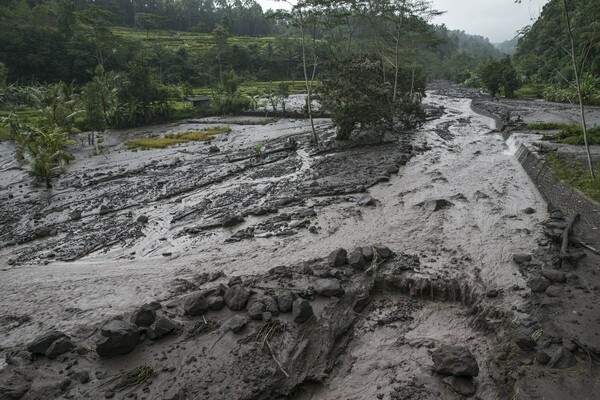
[0,93,546,395]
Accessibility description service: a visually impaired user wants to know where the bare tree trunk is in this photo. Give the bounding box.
[392,35,399,103]
[299,10,318,144]
[563,0,595,179]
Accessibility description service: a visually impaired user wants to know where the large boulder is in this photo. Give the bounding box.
[96,320,139,358]
[130,304,156,327]
[348,247,367,270]
[276,292,296,313]
[147,316,180,340]
[225,285,252,311]
[183,293,209,317]
[328,248,348,267]
[529,277,550,293]
[263,296,279,316]
[247,298,265,320]
[26,331,68,355]
[314,278,344,297]
[431,345,479,377]
[45,337,75,360]
[293,299,314,323]
[207,296,225,311]
[373,244,393,259]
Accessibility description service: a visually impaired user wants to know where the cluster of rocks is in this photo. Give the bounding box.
[431,345,480,397]
[514,330,578,370]
[227,208,318,242]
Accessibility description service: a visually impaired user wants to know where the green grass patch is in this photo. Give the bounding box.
[546,153,600,203]
[515,84,546,100]
[537,124,600,145]
[192,81,308,97]
[528,122,573,131]
[126,125,231,149]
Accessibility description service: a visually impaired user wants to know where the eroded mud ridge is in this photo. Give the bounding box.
[0,245,510,400]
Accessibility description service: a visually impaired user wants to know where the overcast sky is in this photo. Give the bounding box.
[257,0,549,43]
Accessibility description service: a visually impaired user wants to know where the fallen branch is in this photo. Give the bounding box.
[267,340,289,378]
[571,238,600,255]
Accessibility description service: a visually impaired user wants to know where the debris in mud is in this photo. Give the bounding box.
[431,345,480,377]
[357,194,376,206]
[420,198,453,212]
[512,253,532,264]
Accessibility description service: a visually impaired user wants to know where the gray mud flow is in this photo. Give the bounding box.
[0,93,547,399]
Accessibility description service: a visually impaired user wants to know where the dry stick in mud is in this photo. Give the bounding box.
[560,213,579,266]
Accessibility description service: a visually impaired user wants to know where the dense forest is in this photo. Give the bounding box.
[513,0,600,104]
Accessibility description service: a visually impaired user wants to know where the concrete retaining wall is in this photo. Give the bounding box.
[515,142,600,245]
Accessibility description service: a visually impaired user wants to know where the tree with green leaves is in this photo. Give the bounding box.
[318,57,394,140]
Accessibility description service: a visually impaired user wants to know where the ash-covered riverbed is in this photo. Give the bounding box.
[0,88,551,399]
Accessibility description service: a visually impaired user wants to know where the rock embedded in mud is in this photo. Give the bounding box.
[528,277,550,293]
[422,199,453,212]
[147,316,180,340]
[293,298,314,323]
[247,300,265,320]
[540,269,566,283]
[276,292,296,313]
[523,207,536,214]
[73,371,91,384]
[545,286,562,298]
[513,254,532,264]
[26,330,68,355]
[222,214,245,228]
[515,335,536,351]
[263,296,279,316]
[535,350,550,365]
[208,146,220,153]
[224,315,247,334]
[228,276,243,287]
[130,304,157,327]
[70,210,82,221]
[99,205,110,215]
[486,289,499,298]
[137,215,149,224]
[362,246,374,262]
[183,293,209,316]
[548,347,577,369]
[357,195,375,207]
[225,285,252,311]
[431,345,479,377]
[207,296,225,311]
[314,278,345,297]
[328,248,348,267]
[348,247,367,270]
[0,373,31,400]
[45,336,75,359]
[96,320,139,358]
[374,244,393,259]
[442,376,477,397]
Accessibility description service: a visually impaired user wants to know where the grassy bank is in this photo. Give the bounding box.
[530,123,600,145]
[546,153,600,203]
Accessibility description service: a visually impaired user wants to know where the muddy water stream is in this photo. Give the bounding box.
[0,93,546,398]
